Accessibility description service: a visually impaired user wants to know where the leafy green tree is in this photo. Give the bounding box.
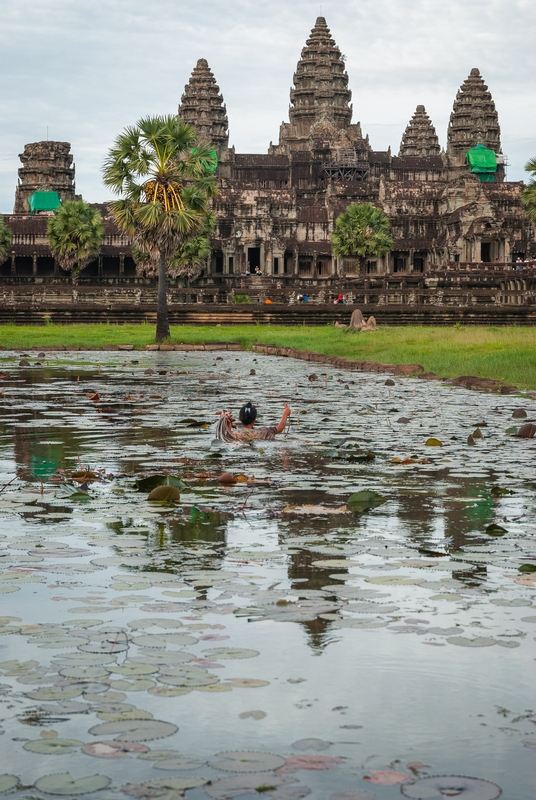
[133,211,215,284]
[47,200,104,283]
[0,215,13,265]
[332,202,393,274]
[523,157,536,221]
[102,115,217,341]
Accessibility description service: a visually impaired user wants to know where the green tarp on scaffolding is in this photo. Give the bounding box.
[28,191,62,213]
[466,143,497,181]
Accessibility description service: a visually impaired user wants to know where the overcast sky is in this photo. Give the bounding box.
[0,0,534,212]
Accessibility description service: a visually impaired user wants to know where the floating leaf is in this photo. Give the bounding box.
[89,720,178,741]
[239,710,266,720]
[202,648,259,660]
[279,755,344,773]
[363,770,411,785]
[347,491,386,512]
[208,751,286,772]
[401,775,501,799]
[82,741,149,758]
[0,775,19,793]
[447,636,496,648]
[205,774,288,799]
[486,524,507,537]
[35,772,111,795]
[136,475,186,491]
[519,564,536,573]
[292,739,332,751]
[147,485,181,503]
[425,438,442,447]
[122,776,208,796]
[224,679,270,688]
[24,738,84,754]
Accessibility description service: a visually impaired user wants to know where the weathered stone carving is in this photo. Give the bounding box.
[399,106,440,157]
[13,141,76,214]
[447,68,502,166]
[178,58,229,155]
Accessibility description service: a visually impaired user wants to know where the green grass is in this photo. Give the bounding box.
[0,323,535,389]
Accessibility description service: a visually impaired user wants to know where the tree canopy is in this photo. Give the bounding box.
[102,115,218,341]
[0,215,12,265]
[523,157,536,222]
[47,200,104,283]
[332,202,393,272]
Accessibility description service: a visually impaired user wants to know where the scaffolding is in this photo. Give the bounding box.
[322,148,369,181]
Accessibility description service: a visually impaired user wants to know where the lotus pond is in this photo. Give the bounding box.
[0,350,534,800]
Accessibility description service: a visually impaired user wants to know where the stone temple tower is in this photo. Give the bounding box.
[178,59,229,156]
[446,68,502,166]
[272,16,368,154]
[13,141,76,214]
[399,105,440,157]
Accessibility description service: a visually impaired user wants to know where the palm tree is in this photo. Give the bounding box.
[523,157,536,222]
[102,115,218,342]
[0,215,12,265]
[332,202,393,275]
[47,200,104,283]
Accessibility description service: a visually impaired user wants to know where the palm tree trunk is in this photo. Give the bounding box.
[156,251,170,342]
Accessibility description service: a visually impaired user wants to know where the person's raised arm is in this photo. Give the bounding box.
[275,404,291,434]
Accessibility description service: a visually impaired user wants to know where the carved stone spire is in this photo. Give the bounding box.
[289,16,352,135]
[399,105,440,157]
[446,68,501,164]
[271,17,357,154]
[178,59,229,153]
[14,141,76,214]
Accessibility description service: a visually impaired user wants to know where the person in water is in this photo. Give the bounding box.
[215,401,291,442]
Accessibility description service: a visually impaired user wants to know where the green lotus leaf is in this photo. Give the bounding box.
[24,738,84,754]
[347,491,386,512]
[34,772,111,795]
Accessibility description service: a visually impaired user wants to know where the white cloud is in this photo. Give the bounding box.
[0,0,534,211]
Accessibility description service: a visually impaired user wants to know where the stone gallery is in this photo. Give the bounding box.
[2,17,535,319]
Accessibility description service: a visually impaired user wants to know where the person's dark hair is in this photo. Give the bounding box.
[239,401,257,426]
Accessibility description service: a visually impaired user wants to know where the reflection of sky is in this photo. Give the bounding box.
[0,351,534,796]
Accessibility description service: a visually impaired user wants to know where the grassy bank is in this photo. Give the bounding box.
[0,323,535,389]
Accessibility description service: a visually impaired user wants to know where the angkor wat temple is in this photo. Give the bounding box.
[2,16,536,324]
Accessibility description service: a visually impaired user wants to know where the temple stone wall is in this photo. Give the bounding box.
[13,141,76,214]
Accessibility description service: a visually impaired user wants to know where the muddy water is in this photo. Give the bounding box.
[0,350,534,800]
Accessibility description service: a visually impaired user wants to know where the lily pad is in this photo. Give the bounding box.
[82,741,150,758]
[0,775,19,793]
[24,738,84,754]
[447,636,496,648]
[486,524,507,537]
[425,438,442,446]
[347,491,386,512]
[136,475,187,491]
[89,719,178,741]
[147,485,181,503]
[208,750,286,772]
[401,775,501,799]
[202,648,259,660]
[35,772,111,795]
[205,774,289,799]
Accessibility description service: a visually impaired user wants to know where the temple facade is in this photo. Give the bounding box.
[1,16,535,316]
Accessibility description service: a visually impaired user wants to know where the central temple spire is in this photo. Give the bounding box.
[289,16,352,132]
[271,17,363,154]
